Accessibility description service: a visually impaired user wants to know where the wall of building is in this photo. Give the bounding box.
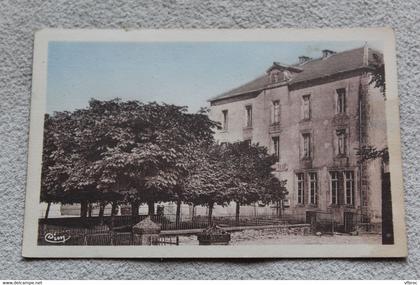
[209,73,386,225]
[364,75,388,223]
[284,76,362,221]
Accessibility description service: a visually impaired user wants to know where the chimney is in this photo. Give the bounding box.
[298,56,312,64]
[362,42,368,66]
[322,49,336,59]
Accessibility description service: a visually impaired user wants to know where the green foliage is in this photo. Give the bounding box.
[41,99,218,206]
[223,141,283,205]
[261,177,288,205]
[41,98,287,214]
[357,53,388,164]
[185,141,287,208]
[184,143,232,207]
[356,145,389,163]
[369,53,386,98]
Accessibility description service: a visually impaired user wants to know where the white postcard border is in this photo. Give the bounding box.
[22,28,407,258]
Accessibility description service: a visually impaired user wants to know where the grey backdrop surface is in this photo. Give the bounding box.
[0,0,419,279]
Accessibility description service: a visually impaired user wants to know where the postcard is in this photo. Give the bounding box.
[22,28,407,258]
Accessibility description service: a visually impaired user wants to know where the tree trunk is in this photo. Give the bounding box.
[147,201,155,216]
[131,201,140,223]
[280,200,284,219]
[88,203,93,217]
[44,201,51,220]
[276,201,280,217]
[191,204,196,222]
[235,201,240,226]
[208,202,214,226]
[175,199,181,227]
[110,201,117,230]
[80,200,88,218]
[99,202,105,225]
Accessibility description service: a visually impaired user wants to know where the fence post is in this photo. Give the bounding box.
[83,228,88,245]
[132,216,161,245]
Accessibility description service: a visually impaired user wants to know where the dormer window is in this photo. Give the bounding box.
[270,70,293,83]
[298,56,312,64]
[283,70,291,81]
[322,49,336,59]
[270,70,281,84]
[266,62,303,84]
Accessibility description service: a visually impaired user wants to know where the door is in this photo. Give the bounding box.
[306,211,317,232]
[344,212,354,233]
[382,172,394,244]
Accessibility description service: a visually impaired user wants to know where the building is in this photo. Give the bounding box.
[208,46,388,231]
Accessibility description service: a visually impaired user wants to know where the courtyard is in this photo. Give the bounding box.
[178,229,381,245]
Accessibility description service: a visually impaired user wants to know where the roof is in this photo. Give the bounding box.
[209,46,382,103]
[266,62,304,73]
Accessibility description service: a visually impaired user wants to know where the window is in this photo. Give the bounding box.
[336,129,347,156]
[283,70,291,81]
[245,105,252,127]
[297,173,304,204]
[302,133,311,158]
[336,88,346,114]
[270,70,280,83]
[330,171,339,205]
[344,171,354,205]
[309,172,318,205]
[272,100,280,124]
[272,136,280,160]
[329,170,355,206]
[222,110,228,130]
[302,94,311,120]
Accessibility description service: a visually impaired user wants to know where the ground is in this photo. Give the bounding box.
[178,228,382,245]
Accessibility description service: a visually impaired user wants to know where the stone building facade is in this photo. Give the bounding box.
[208,46,387,230]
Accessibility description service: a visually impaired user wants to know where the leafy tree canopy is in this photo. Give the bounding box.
[41,99,218,206]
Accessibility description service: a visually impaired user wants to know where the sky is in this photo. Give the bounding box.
[46,40,383,114]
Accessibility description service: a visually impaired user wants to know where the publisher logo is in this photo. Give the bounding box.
[44,232,71,244]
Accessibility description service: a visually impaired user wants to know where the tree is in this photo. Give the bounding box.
[41,100,136,218]
[369,52,385,99]
[185,144,232,225]
[261,178,288,218]
[356,145,389,164]
[358,52,393,243]
[40,113,70,219]
[41,99,219,223]
[184,141,286,225]
[222,141,283,224]
[356,51,388,162]
[167,107,219,226]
